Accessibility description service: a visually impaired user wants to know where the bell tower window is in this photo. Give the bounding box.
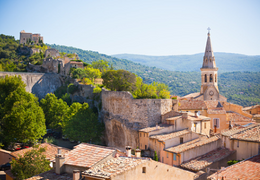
[205,74,207,82]
[210,74,213,82]
[215,74,217,82]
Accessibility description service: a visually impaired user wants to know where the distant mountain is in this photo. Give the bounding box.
[47,44,260,106]
[112,53,260,72]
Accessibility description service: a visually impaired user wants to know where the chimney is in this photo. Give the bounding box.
[73,170,80,180]
[182,112,188,120]
[135,149,141,158]
[126,146,132,157]
[55,147,65,175]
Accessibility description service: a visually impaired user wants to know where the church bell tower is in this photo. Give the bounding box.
[200,28,220,101]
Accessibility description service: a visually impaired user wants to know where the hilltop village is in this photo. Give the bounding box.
[0,30,260,180]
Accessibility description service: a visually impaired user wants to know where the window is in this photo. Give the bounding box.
[205,74,207,82]
[142,167,146,173]
[237,140,239,148]
[210,74,213,82]
[213,118,220,128]
[162,157,164,163]
[173,154,176,161]
[145,145,147,150]
[180,137,183,144]
[204,122,206,129]
[215,74,217,82]
[141,143,142,148]
[167,153,168,158]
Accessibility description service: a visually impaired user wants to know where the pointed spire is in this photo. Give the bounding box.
[202,28,217,69]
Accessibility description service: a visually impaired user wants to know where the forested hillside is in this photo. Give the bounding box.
[48,44,260,107]
[112,53,260,72]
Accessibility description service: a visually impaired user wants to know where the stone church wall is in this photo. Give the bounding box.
[102,89,173,150]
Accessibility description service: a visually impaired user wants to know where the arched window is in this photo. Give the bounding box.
[210,74,213,82]
[205,74,207,82]
[215,74,217,82]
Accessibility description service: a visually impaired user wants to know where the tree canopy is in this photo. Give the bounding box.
[40,93,69,131]
[11,145,51,180]
[0,75,46,145]
[62,103,103,142]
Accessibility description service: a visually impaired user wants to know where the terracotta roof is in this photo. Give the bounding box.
[165,136,220,153]
[139,124,171,133]
[227,111,254,122]
[180,147,234,171]
[11,143,70,161]
[243,104,260,111]
[204,101,219,109]
[207,109,226,114]
[187,114,211,121]
[64,143,115,168]
[83,157,149,179]
[26,169,72,180]
[221,123,259,137]
[69,61,83,64]
[231,124,260,142]
[166,116,182,121]
[181,92,201,99]
[150,129,190,142]
[179,100,207,110]
[208,154,260,180]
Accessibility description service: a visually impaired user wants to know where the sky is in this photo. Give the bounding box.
[0,0,259,56]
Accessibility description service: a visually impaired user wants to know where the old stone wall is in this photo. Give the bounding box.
[0,72,63,99]
[102,89,174,150]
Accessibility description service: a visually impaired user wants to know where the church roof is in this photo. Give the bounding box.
[202,32,217,69]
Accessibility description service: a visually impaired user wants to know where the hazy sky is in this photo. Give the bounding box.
[0,0,259,56]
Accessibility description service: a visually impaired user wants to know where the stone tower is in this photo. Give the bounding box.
[200,30,220,101]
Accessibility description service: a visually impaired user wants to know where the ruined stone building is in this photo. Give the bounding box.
[19,30,43,44]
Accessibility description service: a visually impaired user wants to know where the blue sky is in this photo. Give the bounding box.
[0,0,259,56]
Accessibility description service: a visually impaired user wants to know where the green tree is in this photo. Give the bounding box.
[84,66,102,82]
[102,70,137,91]
[2,88,46,145]
[71,68,85,79]
[11,145,51,180]
[40,93,69,131]
[91,60,109,72]
[154,151,158,161]
[63,103,103,142]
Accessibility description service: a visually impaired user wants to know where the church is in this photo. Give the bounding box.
[182,30,227,101]
[179,30,254,133]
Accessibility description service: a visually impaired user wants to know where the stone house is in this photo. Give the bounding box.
[221,123,260,160]
[164,136,222,166]
[20,30,43,44]
[243,104,260,115]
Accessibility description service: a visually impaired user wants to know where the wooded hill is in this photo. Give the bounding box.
[48,44,260,107]
[112,53,260,72]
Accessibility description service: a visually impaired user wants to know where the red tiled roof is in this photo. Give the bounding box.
[221,123,259,137]
[227,111,254,122]
[11,143,70,161]
[207,109,226,114]
[26,169,72,180]
[243,104,260,111]
[204,101,219,109]
[150,129,190,142]
[69,61,83,64]
[165,136,220,153]
[64,143,115,168]
[181,92,201,100]
[139,124,171,133]
[187,114,211,121]
[208,154,260,180]
[231,125,260,142]
[179,100,207,110]
[180,147,234,171]
[83,157,150,179]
